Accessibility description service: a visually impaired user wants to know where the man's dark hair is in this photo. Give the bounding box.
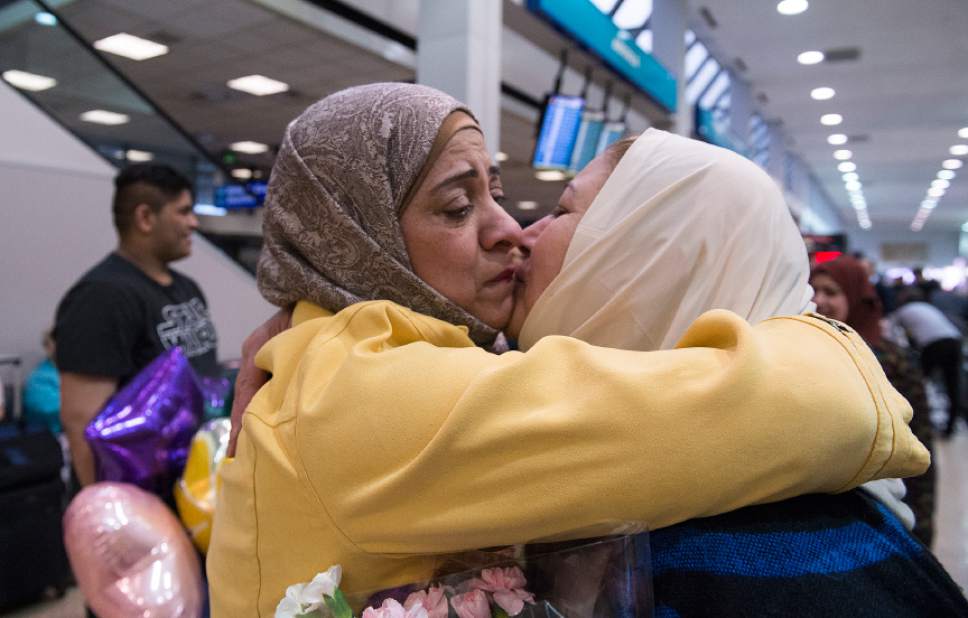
[112,164,193,234]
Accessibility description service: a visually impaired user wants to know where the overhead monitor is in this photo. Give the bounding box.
[214,180,268,209]
[596,121,626,154]
[532,94,585,170]
[568,109,605,173]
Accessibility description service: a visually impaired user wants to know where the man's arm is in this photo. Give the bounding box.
[60,372,117,486]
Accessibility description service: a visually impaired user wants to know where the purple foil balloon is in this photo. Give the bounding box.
[85,347,203,495]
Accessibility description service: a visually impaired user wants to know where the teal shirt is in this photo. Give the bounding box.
[24,358,61,433]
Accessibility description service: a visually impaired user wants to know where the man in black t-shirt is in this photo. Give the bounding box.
[55,164,218,487]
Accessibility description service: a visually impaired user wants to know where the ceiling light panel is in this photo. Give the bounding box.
[810,87,835,100]
[80,109,129,125]
[94,33,169,61]
[227,74,290,96]
[797,50,824,65]
[230,140,269,154]
[2,69,57,91]
[777,0,808,16]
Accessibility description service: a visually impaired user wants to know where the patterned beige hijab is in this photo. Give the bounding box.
[257,83,499,345]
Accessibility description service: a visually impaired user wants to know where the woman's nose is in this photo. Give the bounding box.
[481,200,524,252]
[521,216,551,254]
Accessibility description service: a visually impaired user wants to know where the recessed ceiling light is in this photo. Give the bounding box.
[842,172,859,182]
[959,127,968,139]
[833,149,852,160]
[797,50,824,65]
[34,12,57,26]
[938,170,956,180]
[845,180,862,191]
[93,33,169,61]
[932,178,951,190]
[231,168,253,180]
[827,133,848,145]
[928,187,946,198]
[535,170,568,181]
[227,74,290,96]
[777,0,808,15]
[80,109,129,125]
[811,87,835,101]
[820,113,843,126]
[517,200,539,210]
[942,159,964,170]
[860,221,872,229]
[125,149,153,162]
[2,69,57,91]
[950,145,968,156]
[230,140,269,154]
[922,200,938,209]
[851,202,866,211]
[495,151,509,163]
[838,161,856,173]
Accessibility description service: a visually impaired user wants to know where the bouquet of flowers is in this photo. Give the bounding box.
[276,534,651,618]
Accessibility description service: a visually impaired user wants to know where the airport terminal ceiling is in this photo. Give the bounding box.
[1,0,967,232]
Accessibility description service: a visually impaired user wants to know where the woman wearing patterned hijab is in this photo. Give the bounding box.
[208,84,927,615]
[813,256,937,546]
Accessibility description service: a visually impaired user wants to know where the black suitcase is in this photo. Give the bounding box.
[0,423,73,610]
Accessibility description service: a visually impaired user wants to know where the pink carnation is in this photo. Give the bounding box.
[467,567,535,616]
[404,586,449,618]
[362,598,429,618]
[450,589,491,618]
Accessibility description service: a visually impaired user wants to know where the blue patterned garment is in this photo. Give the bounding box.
[645,490,967,617]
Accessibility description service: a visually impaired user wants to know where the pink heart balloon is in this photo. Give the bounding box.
[63,482,205,617]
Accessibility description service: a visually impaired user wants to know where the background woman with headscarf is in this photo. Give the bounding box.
[209,84,928,615]
[812,256,937,546]
[512,129,965,615]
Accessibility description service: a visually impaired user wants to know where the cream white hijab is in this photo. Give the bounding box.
[518,129,814,352]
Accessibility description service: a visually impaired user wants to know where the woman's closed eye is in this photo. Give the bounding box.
[443,203,473,222]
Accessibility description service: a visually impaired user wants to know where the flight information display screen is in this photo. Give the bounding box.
[569,110,605,173]
[597,121,626,153]
[214,181,267,209]
[532,94,585,170]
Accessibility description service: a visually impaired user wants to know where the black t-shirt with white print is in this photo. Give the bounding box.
[55,252,218,385]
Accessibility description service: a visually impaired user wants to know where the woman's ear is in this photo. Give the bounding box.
[132,203,156,234]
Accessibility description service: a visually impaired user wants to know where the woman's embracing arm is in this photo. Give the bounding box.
[288,303,928,555]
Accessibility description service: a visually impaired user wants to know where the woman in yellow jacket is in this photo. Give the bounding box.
[207,83,927,616]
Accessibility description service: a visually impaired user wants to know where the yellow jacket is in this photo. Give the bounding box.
[208,300,928,616]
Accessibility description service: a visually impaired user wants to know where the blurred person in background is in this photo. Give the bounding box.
[893,287,965,438]
[852,251,896,313]
[55,164,218,489]
[812,256,936,546]
[912,266,941,300]
[23,329,61,434]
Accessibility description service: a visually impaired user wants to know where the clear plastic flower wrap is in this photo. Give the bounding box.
[275,527,653,618]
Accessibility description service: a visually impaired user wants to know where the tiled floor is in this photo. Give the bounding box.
[7,432,968,617]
